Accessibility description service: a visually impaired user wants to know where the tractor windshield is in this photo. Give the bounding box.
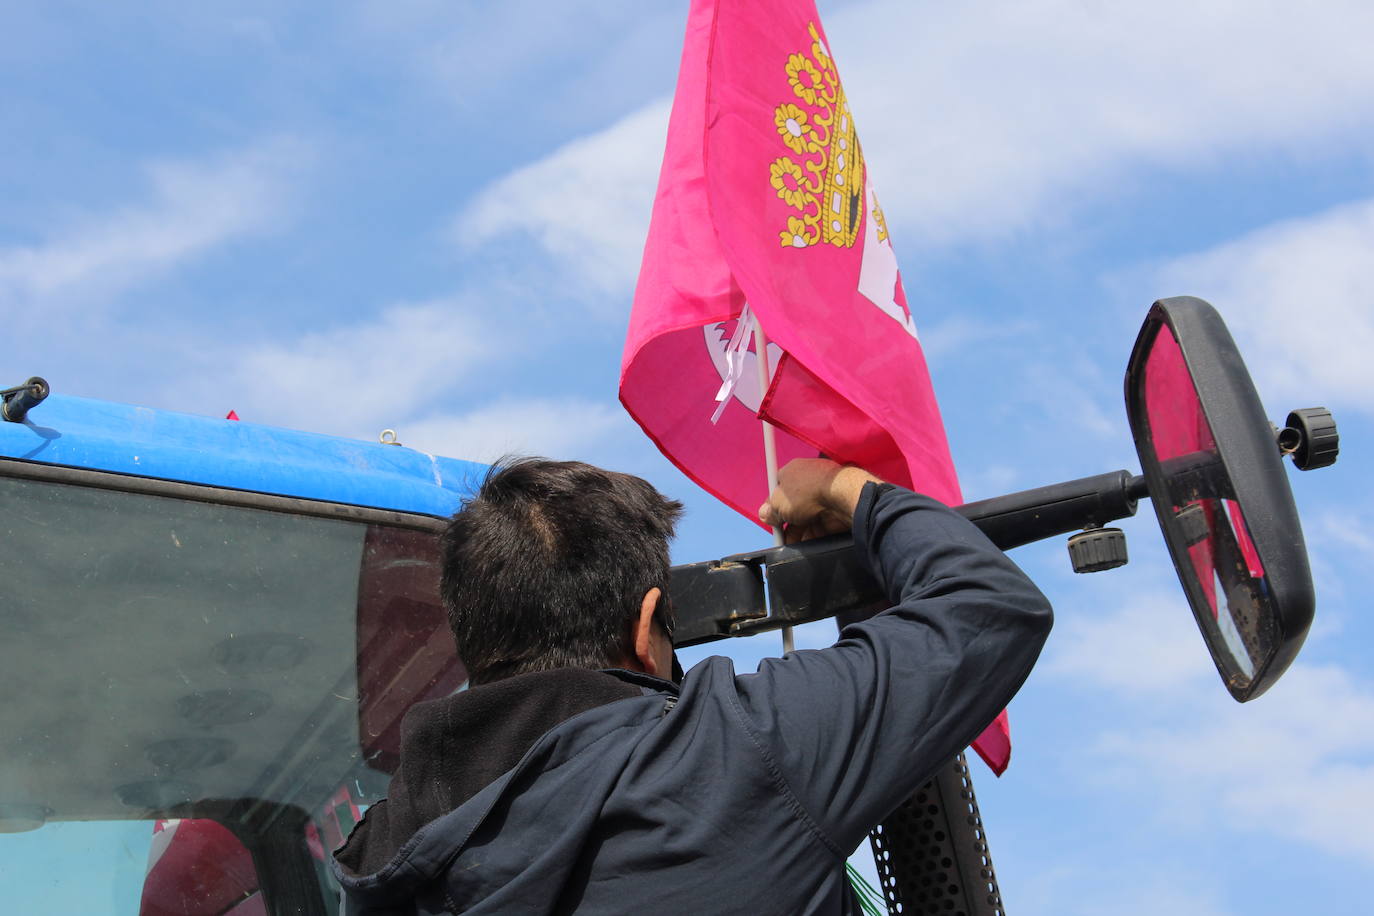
[0,471,462,914]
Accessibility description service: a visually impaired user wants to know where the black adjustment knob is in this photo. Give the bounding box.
[1284,407,1338,470]
[1067,527,1128,573]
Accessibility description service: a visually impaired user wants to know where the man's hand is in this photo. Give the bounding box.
[758,459,883,544]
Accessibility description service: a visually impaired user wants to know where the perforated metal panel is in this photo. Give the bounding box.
[868,754,1005,916]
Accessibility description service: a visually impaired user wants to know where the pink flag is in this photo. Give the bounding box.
[140,819,263,916]
[621,0,1012,773]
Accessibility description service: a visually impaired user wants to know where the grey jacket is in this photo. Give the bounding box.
[332,483,1053,914]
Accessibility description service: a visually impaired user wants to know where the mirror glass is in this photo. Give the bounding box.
[1140,322,1278,692]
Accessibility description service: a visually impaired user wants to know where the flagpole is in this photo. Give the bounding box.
[752,319,794,654]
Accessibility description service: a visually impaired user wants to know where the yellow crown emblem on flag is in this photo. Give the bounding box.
[770,22,886,250]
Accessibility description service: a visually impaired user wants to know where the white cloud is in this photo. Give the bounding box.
[1319,511,1374,563]
[957,464,1023,502]
[918,315,1036,362]
[221,299,496,437]
[401,397,630,463]
[1045,587,1213,693]
[346,1,682,133]
[1151,197,1374,415]
[1019,356,1120,440]
[0,138,308,308]
[1016,869,1232,916]
[828,0,1374,245]
[1050,592,1374,865]
[1093,662,1374,864]
[452,0,1374,301]
[1287,509,1374,615]
[451,101,670,305]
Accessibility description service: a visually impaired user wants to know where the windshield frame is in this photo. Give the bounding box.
[0,457,450,534]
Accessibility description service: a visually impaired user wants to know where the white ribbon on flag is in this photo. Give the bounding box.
[710,303,758,425]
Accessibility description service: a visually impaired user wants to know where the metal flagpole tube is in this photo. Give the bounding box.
[751,319,794,654]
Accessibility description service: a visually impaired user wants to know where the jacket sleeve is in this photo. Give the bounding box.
[723,481,1053,855]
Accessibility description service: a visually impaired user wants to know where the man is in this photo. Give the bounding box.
[332,457,1052,914]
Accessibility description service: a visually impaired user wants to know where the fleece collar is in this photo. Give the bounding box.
[335,667,667,878]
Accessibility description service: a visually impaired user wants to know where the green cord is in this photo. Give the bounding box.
[846,862,888,916]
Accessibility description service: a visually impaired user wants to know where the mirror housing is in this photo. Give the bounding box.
[1125,296,1314,701]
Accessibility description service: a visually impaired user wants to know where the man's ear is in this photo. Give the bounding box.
[633,587,664,678]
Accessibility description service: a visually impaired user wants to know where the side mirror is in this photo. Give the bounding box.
[671,295,1334,703]
[1125,297,1316,701]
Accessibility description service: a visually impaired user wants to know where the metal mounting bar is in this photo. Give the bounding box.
[958,469,1140,550]
[668,552,769,647]
[669,469,1143,648]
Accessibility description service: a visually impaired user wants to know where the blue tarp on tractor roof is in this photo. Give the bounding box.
[0,394,487,517]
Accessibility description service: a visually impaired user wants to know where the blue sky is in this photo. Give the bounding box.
[2,0,1372,912]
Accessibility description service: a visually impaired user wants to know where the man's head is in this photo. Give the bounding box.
[440,458,684,685]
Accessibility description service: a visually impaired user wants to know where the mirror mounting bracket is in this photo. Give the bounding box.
[0,376,49,423]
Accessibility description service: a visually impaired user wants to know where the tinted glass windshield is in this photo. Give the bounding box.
[0,474,462,914]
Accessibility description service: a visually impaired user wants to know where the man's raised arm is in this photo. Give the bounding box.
[725,458,1053,854]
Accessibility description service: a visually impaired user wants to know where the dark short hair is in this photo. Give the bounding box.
[440,458,684,685]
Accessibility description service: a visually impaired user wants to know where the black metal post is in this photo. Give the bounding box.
[868,753,1005,916]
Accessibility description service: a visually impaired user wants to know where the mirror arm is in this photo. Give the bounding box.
[1126,473,1149,501]
[957,469,1141,550]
